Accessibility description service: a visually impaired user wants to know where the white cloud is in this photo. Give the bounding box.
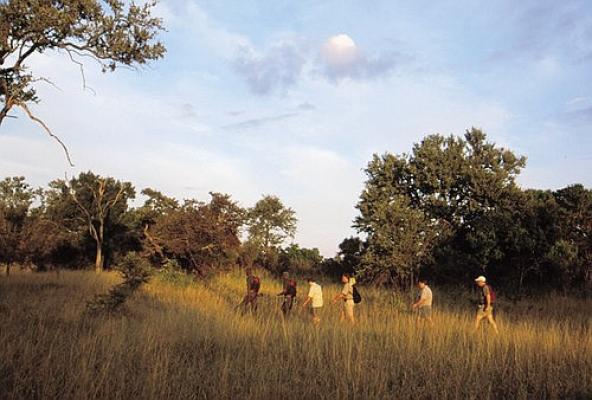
[229,32,402,95]
[232,39,307,95]
[172,1,250,59]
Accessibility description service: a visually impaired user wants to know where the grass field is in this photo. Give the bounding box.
[1,269,590,399]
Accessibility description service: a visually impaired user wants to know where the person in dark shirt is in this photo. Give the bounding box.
[241,268,260,314]
[474,275,499,334]
[277,271,296,317]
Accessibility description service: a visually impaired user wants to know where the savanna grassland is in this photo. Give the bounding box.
[1,269,590,400]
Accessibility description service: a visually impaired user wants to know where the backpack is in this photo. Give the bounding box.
[352,285,362,304]
[286,279,297,297]
[487,285,496,304]
[250,276,261,292]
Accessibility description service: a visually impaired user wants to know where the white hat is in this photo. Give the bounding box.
[474,276,486,283]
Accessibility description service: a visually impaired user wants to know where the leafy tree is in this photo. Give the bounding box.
[552,185,592,290]
[355,129,526,286]
[127,187,179,260]
[278,244,323,275]
[238,240,260,269]
[319,257,343,278]
[337,236,364,273]
[18,206,76,271]
[247,195,297,252]
[545,240,578,292]
[319,237,367,279]
[0,176,39,275]
[45,172,135,272]
[145,193,245,276]
[0,0,165,161]
[356,193,440,286]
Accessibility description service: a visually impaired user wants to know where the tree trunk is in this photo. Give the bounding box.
[95,222,105,273]
[518,268,525,296]
[95,242,103,273]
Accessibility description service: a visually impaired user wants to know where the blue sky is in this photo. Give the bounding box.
[1,0,591,255]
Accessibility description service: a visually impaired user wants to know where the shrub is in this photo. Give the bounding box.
[86,253,152,315]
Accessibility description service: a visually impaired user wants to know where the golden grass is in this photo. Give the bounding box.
[0,269,590,399]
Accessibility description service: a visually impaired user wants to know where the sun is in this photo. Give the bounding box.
[322,34,359,66]
[327,34,357,51]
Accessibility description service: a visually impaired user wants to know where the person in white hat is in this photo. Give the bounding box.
[474,275,499,334]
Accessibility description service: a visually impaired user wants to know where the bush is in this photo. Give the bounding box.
[156,259,195,286]
[86,253,152,315]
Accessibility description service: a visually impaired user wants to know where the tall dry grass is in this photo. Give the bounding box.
[0,269,590,399]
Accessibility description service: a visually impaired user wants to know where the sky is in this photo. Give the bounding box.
[1,0,592,256]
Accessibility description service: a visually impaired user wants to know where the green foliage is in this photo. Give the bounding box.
[355,129,523,285]
[277,244,323,275]
[247,195,297,251]
[356,192,440,285]
[355,128,591,292]
[338,237,364,271]
[545,240,578,289]
[18,213,76,270]
[45,172,135,271]
[318,237,364,278]
[552,185,592,289]
[0,0,165,126]
[0,177,40,272]
[86,252,151,315]
[156,259,195,287]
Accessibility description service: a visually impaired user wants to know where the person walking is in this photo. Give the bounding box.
[474,275,499,334]
[411,278,433,325]
[277,271,297,317]
[241,268,260,314]
[301,277,323,324]
[333,273,355,324]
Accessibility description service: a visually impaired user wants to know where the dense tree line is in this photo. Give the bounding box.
[1,129,589,293]
[0,172,319,276]
[351,129,591,293]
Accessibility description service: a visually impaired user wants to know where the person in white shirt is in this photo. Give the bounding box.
[333,273,355,324]
[301,277,323,324]
[411,278,433,325]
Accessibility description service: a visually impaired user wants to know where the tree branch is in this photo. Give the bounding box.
[143,224,164,258]
[32,76,62,92]
[106,186,126,209]
[16,103,74,166]
[64,49,96,95]
[68,186,98,241]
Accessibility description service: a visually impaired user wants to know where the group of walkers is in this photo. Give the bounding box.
[409,275,500,334]
[239,268,500,333]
